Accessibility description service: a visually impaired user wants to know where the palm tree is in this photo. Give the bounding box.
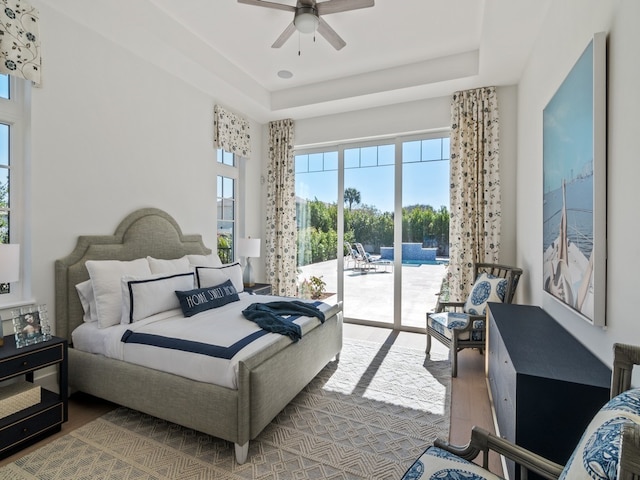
[344,187,361,211]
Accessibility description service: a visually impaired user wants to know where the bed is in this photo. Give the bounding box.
[54,207,343,464]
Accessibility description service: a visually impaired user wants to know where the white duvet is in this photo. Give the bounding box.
[72,293,337,389]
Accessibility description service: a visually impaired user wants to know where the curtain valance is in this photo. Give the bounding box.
[0,0,41,86]
[213,105,251,157]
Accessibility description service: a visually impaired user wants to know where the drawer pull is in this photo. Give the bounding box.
[22,428,28,434]
[22,361,28,367]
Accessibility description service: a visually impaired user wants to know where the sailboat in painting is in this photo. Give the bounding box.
[543,179,594,319]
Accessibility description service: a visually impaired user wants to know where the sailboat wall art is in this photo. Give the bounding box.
[542,32,607,326]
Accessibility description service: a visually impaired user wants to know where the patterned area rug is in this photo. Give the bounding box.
[0,338,450,479]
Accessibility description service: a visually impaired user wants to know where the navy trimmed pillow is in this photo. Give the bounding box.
[175,279,240,317]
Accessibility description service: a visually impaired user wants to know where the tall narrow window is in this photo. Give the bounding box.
[1,74,27,299]
[217,149,237,263]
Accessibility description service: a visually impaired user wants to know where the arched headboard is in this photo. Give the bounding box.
[55,208,212,343]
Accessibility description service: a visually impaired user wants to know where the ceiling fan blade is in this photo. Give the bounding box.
[316,0,374,15]
[271,22,296,48]
[237,0,295,13]
[317,17,346,50]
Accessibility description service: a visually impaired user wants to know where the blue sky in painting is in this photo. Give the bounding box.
[543,41,594,193]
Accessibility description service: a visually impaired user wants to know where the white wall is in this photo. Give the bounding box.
[517,0,640,365]
[6,4,263,335]
[293,87,519,266]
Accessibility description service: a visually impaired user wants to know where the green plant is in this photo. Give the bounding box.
[300,275,326,299]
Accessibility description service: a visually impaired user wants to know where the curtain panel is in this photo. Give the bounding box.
[213,105,251,157]
[0,0,41,86]
[448,86,501,301]
[265,119,297,297]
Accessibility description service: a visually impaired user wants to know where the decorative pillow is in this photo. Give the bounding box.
[121,272,195,324]
[86,258,152,329]
[195,262,244,292]
[187,253,223,267]
[175,279,239,317]
[559,388,640,480]
[75,280,97,323]
[463,272,508,315]
[147,255,191,274]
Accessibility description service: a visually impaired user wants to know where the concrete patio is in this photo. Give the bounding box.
[298,258,447,329]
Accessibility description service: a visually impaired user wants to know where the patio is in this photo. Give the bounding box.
[298,258,447,330]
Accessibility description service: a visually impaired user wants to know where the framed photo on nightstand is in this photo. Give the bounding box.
[11,305,52,348]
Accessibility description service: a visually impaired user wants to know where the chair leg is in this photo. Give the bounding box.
[426,331,432,354]
[451,349,458,378]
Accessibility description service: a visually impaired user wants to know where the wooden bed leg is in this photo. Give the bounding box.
[335,352,341,362]
[235,442,249,464]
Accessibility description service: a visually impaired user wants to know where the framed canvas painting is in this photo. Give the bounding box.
[542,32,607,326]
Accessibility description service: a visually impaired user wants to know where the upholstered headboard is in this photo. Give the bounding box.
[55,208,211,343]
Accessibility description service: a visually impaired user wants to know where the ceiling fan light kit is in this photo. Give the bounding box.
[294,7,319,34]
[237,0,375,50]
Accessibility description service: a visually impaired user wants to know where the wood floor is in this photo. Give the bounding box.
[0,323,504,476]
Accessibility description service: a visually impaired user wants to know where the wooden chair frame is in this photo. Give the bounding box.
[433,342,640,480]
[426,263,523,377]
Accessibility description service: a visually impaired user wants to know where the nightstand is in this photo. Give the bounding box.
[0,336,68,459]
[244,283,272,295]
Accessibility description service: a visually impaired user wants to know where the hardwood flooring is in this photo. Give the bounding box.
[0,324,504,476]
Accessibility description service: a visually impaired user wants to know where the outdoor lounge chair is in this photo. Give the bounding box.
[344,241,361,270]
[354,242,393,272]
[401,342,640,480]
[426,263,523,377]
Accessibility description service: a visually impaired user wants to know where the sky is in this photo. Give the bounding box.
[295,138,450,213]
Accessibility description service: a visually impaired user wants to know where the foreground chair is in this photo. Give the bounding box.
[401,342,640,480]
[426,263,523,377]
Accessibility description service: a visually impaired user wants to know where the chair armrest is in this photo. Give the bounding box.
[435,427,564,480]
[434,301,465,313]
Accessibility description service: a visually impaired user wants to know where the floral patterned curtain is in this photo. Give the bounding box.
[265,119,297,297]
[0,0,41,86]
[213,105,251,157]
[448,86,501,301]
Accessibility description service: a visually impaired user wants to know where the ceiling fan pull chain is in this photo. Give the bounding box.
[298,31,301,56]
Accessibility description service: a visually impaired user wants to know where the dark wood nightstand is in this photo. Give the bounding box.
[0,336,68,459]
[243,283,272,295]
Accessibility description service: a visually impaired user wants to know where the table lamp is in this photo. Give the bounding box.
[0,244,20,347]
[237,238,260,287]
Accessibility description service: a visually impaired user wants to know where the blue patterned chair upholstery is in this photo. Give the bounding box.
[402,343,640,480]
[426,263,523,377]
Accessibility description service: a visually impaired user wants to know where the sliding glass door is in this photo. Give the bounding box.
[295,133,449,330]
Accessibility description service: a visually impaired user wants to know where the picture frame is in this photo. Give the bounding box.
[542,32,607,326]
[12,304,52,348]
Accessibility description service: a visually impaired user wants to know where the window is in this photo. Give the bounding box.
[216,149,237,263]
[0,74,27,300]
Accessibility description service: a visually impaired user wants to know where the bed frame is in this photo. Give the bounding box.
[54,207,343,464]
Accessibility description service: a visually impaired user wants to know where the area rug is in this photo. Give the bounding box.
[0,338,450,479]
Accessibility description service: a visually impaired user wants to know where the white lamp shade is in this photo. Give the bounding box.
[0,244,20,283]
[237,238,261,258]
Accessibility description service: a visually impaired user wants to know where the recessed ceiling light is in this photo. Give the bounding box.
[277,70,293,79]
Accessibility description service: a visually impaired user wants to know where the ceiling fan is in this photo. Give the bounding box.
[237,0,375,51]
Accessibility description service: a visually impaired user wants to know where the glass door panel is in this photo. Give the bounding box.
[343,144,394,325]
[400,138,450,328]
[295,151,338,303]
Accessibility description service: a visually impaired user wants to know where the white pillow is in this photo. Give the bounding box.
[147,255,191,274]
[75,280,97,323]
[86,258,152,329]
[195,262,244,293]
[121,272,195,324]
[188,253,222,267]
[463,272,508,315]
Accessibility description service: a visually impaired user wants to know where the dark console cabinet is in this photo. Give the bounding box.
[486,303,610,480]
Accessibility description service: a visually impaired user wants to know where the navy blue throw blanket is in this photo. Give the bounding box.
[241,300,325,342]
